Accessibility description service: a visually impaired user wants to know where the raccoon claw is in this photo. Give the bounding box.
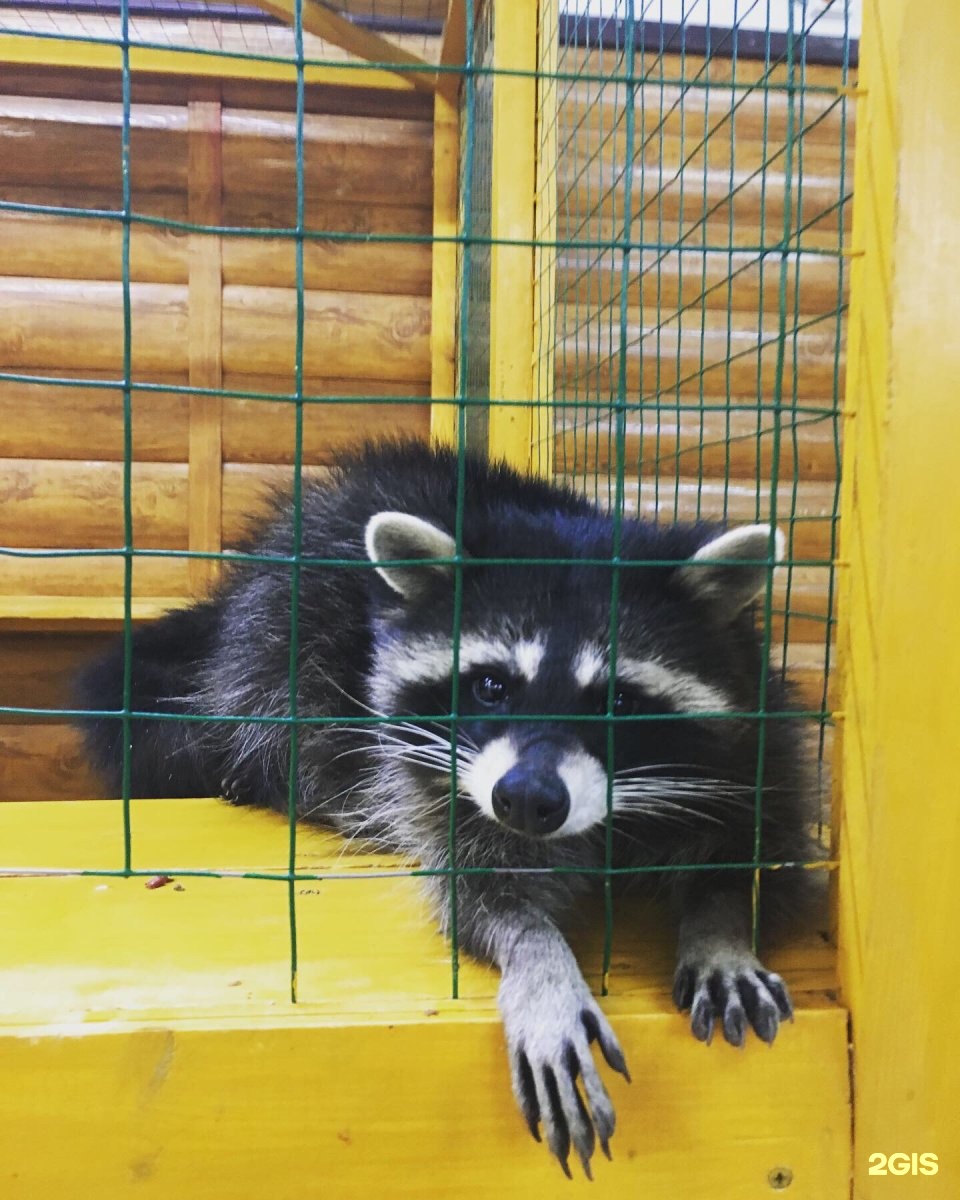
[219,775,249,806]
[501,982,625,1178]
[674,954,793,1047]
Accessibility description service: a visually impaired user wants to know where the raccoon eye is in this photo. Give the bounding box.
[595,689,642,717]
[472,673,509,706]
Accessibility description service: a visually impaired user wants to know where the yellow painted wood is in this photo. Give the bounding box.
[436,0,466,105]
[0,595,190,631]
[429,91,459,449]
[254,0,435,92]
[487,0,537,471]
[0,798,846,1196]
[532,0,558,479]
[836,1,960,1195]
[0,34,417,89]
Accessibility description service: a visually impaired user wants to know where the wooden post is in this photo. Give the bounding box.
[836,1,960,1194]
[487,0,538,471]
[187,81,224,595]
[430,90,460,449]
[531,0,558,479]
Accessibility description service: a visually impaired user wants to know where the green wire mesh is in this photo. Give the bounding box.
[0,0,854,1002]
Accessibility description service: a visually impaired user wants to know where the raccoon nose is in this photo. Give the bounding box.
[491,766,570,837]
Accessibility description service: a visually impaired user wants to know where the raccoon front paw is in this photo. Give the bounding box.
[673,950,793,1048]
[219,775,250,806]
[499,977,630,1178]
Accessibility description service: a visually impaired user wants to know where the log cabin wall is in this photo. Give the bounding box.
[540,47,853,740]
[0,40,852,804]
[0,66,434,800]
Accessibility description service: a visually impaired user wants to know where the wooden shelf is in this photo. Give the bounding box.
[0,797,850,1197]
[0,595,190,631]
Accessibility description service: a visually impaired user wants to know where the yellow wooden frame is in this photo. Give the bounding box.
[0,32,421,89]
[531,0,558,479]
[486,0,538,470]
[0,798,849,1197]
[835,0,960,1192]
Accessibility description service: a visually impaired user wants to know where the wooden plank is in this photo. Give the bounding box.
[0,633,113,712]
[187,83,225,594]
[429,91,459,448]
[0,279,430,380]
[0,208,431,296]
[0,460,191,550]
[222,385,430,464]
[836,2,960,1195]
[556,315,842,401]
[0,375,428,463]
[487,0,538,470]
[220,108,433,208]
[0,724,100,800]
[557,408,841,483]
[0,97,432,207]
[556,249,846,317]
[0,33,421,91]
[0,375,190,462]
[0,559,191,601]
[0,596,190,630]
[220,286,431,382]
[532,0,559,478]
[0,797,848,1195]
[435,0,466,106]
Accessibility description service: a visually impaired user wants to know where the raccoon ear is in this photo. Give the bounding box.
[365,511,459,601]
[676,525,785,620]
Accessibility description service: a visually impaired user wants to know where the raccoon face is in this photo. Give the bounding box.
[364,510,782,841]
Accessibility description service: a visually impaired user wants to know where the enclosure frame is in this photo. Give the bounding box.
[0,0,955,1195]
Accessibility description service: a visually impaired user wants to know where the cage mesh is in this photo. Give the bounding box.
[0,0,854,1000]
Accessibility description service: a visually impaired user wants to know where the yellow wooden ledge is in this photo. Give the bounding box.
[0,595,190,631]
[0,799,850,1197]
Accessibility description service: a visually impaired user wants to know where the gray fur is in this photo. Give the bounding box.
[75,442,817,1180]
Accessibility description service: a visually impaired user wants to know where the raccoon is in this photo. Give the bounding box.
[76,439,816,1177]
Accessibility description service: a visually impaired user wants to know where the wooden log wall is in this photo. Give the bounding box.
[0,66,434,799]
[547,50,853,731]
[0,46,851,802]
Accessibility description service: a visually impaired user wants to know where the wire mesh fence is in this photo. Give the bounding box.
[0,0,855,1003]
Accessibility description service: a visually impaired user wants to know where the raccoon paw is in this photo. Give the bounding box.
[219,775,251,806]
[499,975,629,1178]
[672,951,793,1048]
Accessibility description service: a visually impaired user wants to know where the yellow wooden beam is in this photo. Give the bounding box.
[429,90,460,449]
[436,0,466,106]
[487,0,538,471]
[0,595,190,632]
[836,0,960,1194]
[531,0,559,479]
[0,797,848,1196]
[0,33,417,89]
[254,0,435,92]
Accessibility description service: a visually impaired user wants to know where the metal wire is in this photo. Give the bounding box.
[0,0,854,1001]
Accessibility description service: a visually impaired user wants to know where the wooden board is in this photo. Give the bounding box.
[836,2,960,1195]
[0,798,848,1197]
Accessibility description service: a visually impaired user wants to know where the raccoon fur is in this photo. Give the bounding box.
[76,438,817,1177]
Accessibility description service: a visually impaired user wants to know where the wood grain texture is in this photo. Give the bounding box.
[0,724,98,800]
[0,799,848,1196]
[0,375,428,463]
[837,2,960,1195]
[0,279,430,379]
[187,83,224,594]
[0,96,432,205]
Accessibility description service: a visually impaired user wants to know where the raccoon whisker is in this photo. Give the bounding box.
[612,782,773,818]
[610,796,727,826]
